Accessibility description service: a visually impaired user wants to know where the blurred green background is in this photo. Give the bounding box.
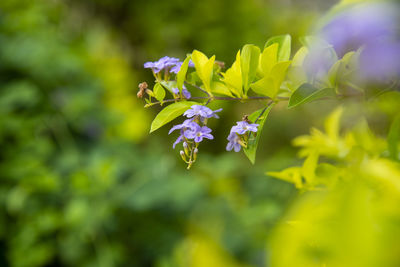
[0,0,361,266]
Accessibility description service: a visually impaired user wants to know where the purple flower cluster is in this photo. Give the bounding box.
[171,60,195,74]
[170,105,221,147]
[184,105,222,122]
[169,119,213,148]
[144,56,194,74]
[144,56,180,73]
[226,121,259,152]
[172,85,191,99]
[169,105,222,168]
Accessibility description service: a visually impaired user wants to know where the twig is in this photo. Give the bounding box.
[184,81,210,96]
[144,95,285,107]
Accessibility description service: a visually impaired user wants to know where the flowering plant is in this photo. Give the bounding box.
[138,2,400,169]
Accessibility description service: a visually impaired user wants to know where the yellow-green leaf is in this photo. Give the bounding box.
[192,50,215,93]
[388,114,400,161]
[177,56,191,90]
[292,46,308,67]
[302,151,319,184]
[270,61,291,93]
[267,167,303,188]
[250,77,274,98]
[259,43,278,76]
[211,81,234,97]
[327,60,341,88]
[265,34,291,61]
[150,101,198,133]
[286,66,307,91]
[324,106,343,142]
[241,44,261,93]
[153,83,165,103]
[221,51,242,97]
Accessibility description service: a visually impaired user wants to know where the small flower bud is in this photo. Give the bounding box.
[137,82,148,98]
[183,142,190,156]
[193,148,198,161]
[215,60,225,69]
[180,150,186,162]
[145,89,155,97]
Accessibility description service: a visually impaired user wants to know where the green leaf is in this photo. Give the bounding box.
[243,104,275,164]
[288,83,336,109]
[300,36,333,49]
[388,114,400,161]
[251,61,291,98]
[241,44,260,93]
[150,101,198,133]
[191,50,215,94]
[250,77,274,98]
[324,106,343,141]
[221,51,242,97]
[286,66,307,92]
[211,81,234,97]
[153,83,166,103]
[160,81,177,94]
[267,167,303,188]
[177,56,191,90]
[291,46,308,67]
[270,61,291,92]
[264,34,291,61]
[302,151,319,185]
[327,60,341,88]
[259,43,278,76]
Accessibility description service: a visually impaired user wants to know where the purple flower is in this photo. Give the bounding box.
[173,134,184,149]
[182,86,191,99]
[170,62,183,74]
[169,119,198,135]
[185,125,214,143]
[319,3,399,57]
[144,56,180,73]
[226,132,242,152]
[169,119,198,148]
[359,42,400,80]
[183,105,222,120]
[172,87,180,95]
[230,121,259,135]
[172,85,191,99]
[170,60,195,74]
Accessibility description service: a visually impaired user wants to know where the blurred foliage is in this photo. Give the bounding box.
[0,0,308,266]
[269,100,400,266]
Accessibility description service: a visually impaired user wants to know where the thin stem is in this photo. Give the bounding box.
[184,81,209,96]
[144,95,286,107]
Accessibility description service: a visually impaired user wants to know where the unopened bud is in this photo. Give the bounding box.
[180,150,186,162]
[183,142,190,156]
[137,82,148,98]
[215,60,225,69]
[193,148,198,161]
[145,89,155,97]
